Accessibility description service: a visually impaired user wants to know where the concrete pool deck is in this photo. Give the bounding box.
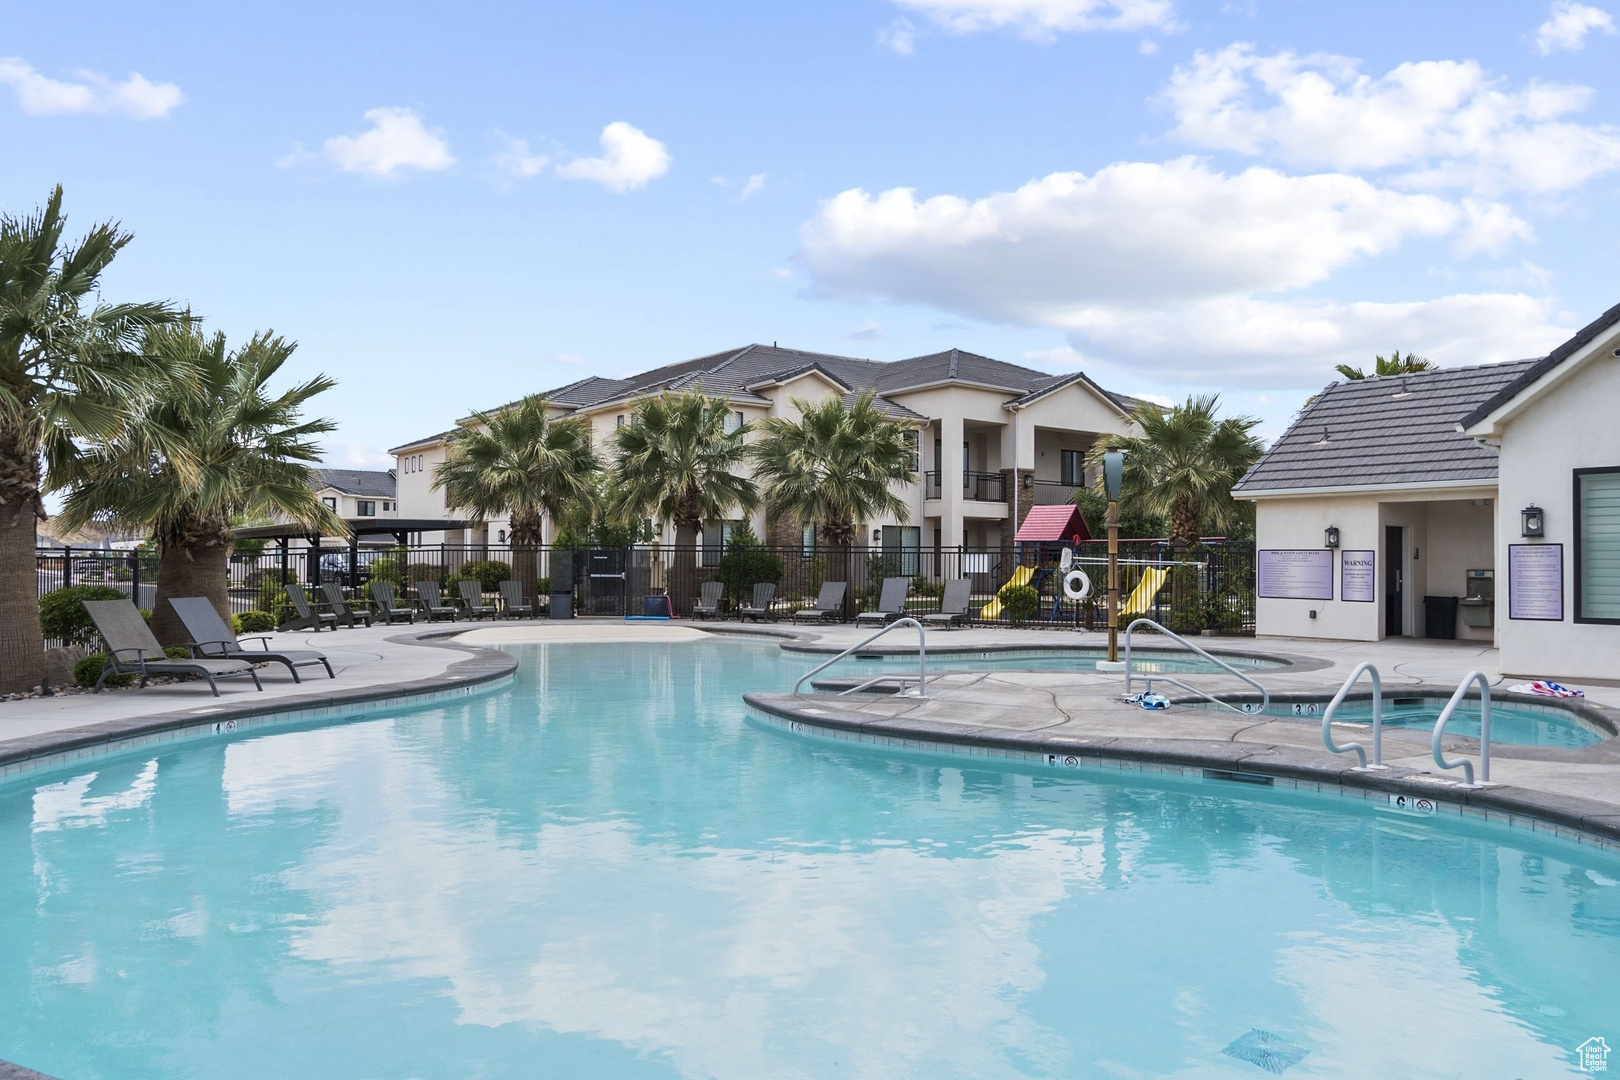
[1,618,1617,845]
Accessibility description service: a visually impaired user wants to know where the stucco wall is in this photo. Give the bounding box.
[1494,348,1620,680]
[1254,495,1383,641]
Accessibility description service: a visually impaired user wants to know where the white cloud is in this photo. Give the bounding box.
[848,320,884,340]
[323,443,395,469]
[491,134,549,179]
[555,121,670,192]
[324,107,454,176]
[1161,44,1620,194]
[879,18,919,53]
[1535,1,1615,54]
[0,58,182,119]
[739,173,768,200]
[892,0,1180,39]
[802,159,1466,322]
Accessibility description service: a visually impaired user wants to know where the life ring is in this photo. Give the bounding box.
[1062,568,1092,601]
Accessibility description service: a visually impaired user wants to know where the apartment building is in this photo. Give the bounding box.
[389,344,1142,561]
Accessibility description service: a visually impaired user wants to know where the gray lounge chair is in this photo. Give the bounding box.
[855,577,910,627]
[458,580,496,620]
[321,582,373,628]
[692,581,724,620]
[416,581,460,622]
[369,581,417,624]
[922,579,973,629]
[170,597,334,682]
[83,598,262,696]
[282,583,338,632]
[737,582,777,622]
[498,579,533,618]
[792,581,847,623]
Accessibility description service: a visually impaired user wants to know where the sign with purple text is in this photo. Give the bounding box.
[1258,549,1335,601]
[1341,550,1376,603]
[1508,543,1564,621]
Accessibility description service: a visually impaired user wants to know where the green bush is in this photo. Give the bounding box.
[73,646,193,688]
[362,548,408,589]
[457,560,512,591]
[996,582,1040,622]
[238,610,277,634]
[534,577,550,595]
[406,562,442,584]
[716,523,782,603]
[39,585,128,645]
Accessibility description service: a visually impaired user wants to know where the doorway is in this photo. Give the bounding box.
[1383,525,1405,636]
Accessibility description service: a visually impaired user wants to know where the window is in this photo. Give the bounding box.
[357,500,376,517]
[1060,449,1083,487]
[801,521,817,557]
[322,497,337,510]
[616,414,625,428]
[701,520,740,567]
[881,525,921,576]
[1576,467,1620,622]
[902,430,919,472]
[382,501,392,512]
[724,410,744,434]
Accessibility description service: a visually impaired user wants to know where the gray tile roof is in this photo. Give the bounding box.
[1233,360,1539,495]
[1458,300,1620,429]
[313,468,397,498]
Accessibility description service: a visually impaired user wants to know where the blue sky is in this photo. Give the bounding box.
[5,0,1619,461]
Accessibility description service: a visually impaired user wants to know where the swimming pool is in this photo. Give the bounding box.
[1210,698,1610,749]
[1,637,1615,1078]
[826,646,1285,677]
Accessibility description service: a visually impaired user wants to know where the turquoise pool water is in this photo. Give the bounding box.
[1,638,1617,1078]
[1217,699,1608,749]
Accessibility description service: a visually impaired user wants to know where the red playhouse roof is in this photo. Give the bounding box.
[1014,504,1093,544]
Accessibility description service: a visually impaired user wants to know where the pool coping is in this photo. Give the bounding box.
[742,691,1620,852]
[0,630,518,779]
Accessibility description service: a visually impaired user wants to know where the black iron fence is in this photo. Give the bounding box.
[36,539,1255,635]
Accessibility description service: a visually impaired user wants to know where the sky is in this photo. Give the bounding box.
[5,0,1620,461]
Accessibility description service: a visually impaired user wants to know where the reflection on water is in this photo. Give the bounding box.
[0,639,1616,1079]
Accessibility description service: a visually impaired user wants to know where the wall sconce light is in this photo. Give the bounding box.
[1022,472,1034,491]
[1521,505,1544,538]
[1324,525,1340,549]
[872,528,882,543]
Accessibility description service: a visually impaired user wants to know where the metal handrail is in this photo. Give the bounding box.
[1321,662,1388,770]
[1123,617,1269,715]
[793,617,929,698]
[1432,670,1494,788]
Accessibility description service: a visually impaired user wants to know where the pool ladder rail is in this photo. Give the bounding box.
[1321,664,1496,788]
[794,617,930,698]
[1122,618,1270,716]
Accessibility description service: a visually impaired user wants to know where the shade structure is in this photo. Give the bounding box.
[1014,504,1093,544]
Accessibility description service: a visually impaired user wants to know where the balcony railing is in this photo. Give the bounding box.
[1031,480,1082,505]
[925,471,1005,502]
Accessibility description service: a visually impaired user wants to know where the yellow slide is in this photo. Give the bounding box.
[980,565,1035,620]
[1120,567,1170,617]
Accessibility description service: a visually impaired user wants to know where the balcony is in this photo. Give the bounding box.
[926,471,1005,502]
[1032,480,1082,505]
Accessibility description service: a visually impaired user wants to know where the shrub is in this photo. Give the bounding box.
[406,562,442,584]
[39,585,128,645]
[73,646,193,688]
[534,576,550,595]
[716,523,782,603]
[996,582,1040,622]
[239,610,277,634]
[458,560,512,591]
[362,549,408,589]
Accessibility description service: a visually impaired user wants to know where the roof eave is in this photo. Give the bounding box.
[1234,477,1500,499]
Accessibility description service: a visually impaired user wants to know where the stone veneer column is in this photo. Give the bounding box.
[1000,468,1036,572]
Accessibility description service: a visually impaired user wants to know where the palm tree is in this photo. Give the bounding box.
[750,390,918,568]
[0,186,177,691]
[51,322,344,645]
[604,390,758,549]
[432,394,601,599]
[1088,394,1263,610]
[1334,350,1434,381]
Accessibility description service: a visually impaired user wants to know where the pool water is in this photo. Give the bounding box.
[1229,700,1607,749]
[1,638,1616,1078]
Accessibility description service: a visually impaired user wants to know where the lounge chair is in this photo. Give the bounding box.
[83,598,262,696]
[368,580,417,624]
[692,580,725,620]
[321,582,373,628]
[737,582,777,622]
[498,579,533,619]
[792,581,847,623]
[282,583,338,632]
[416,581,460,622]
[855,577,910,627]
[169,597,334,682]
[458,580,496,620]
[922,579,973,629]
